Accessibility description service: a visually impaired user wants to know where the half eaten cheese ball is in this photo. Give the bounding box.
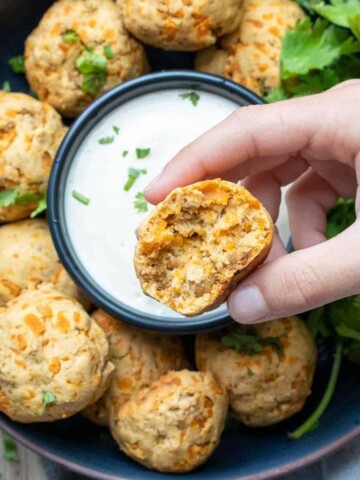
[0,286,114,423]
[135,179,273,316]
[110,370,228,473]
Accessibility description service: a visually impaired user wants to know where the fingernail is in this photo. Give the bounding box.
[144,173,161,193]
[228,285,269,323]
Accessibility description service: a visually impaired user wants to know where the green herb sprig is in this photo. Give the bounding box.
[179,91,200,106]
[8,55,25,74]
[2,433,19,463]
[136,148,151,159]
[134,192,148,213]
[124,168,147,191]
[221,325,283,356]
[0,189,46,218]
[43,391,57,407]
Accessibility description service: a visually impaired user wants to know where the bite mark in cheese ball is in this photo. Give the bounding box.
[135,179,273,316]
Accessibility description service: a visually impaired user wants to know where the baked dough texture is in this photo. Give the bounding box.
[0,92,67,223]
[110,370,228,472]
[195,0,305,95]
[0,286,114,423]
[135,179,273,316]
[123,0,243,51]
[25,0,149,117]
[196,316,317,427]
[0,219,90,309]
[83,309,189,426]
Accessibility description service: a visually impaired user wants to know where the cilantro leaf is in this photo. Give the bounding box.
[349,13,360,41]
[122,150,129,157]
[43,391,57,407]
[136,148,151,159]
[221,325,283,356]
[30,195,47,218]
[76,51,107,95]
[8,55,25,74]
[179,91,200,106]
[98,136,114,145]
[134,192,148,213]
[0,189,18,207]
[72,190,90,205]
[294,0,316,14]
[113,126,120,135]
[0,189,47,217]
[264,86,289,103]
[103,44,114,59]
[124,168,147,191]
[314,0,360,28]
[63,29,81,44]
[2,433,19,463]
[281,18,360,79]
[326,198,356,239]
[2,81,11,92]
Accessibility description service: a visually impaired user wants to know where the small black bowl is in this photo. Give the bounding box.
[48,70,264,334]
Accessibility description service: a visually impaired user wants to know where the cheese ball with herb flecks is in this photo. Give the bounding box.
[110,370,228,473]
[25,0,149,118]
[0,286,114,423]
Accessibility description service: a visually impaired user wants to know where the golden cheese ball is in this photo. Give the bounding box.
[123,0,243,51]
[83,310,189,426]
[195,0,305,95]
[25,0,149,118]
[0,219,90,309]
[0,92,67,223]
[110,370,228,473]
[196,316,317,427]
[0,286,114,423]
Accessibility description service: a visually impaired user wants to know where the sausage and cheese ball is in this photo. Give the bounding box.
[135,179,273,316]
[195,0,305,95]
[196,316,317,427]
[25,0,149,118]
[0,219,89,309]
[110,370,228,473]
[0,92,66,223]
[83,310,189,426]
[0,286,114,423]
[123,0,243,51]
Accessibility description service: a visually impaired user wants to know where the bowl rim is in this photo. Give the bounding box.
[47,70,265,334]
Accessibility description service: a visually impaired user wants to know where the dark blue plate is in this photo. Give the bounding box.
[1,2,360,479]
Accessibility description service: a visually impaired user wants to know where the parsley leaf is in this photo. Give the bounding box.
[0,189,47,217]
[1,81,11,92]
[124,168,147,191]
[136,148,151,159]
[113,126,120,135]
[8,55,25,74]
[221,325,283,356]
[294,0,316,14]
[63,29,81,44]
[98,136,114,145]
[76,51,107,95]
[2,433,19,463]
[30,195,47,218]
[314,0,360,28]
[134,192,148,213]
[43,391,57,407]
[103,44,114,59]
[281,18,360,79]
[72,190,90,205]
[0,189,19,207]
[179,91,200,106]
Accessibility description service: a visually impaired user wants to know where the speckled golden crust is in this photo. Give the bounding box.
[123,0,243,51]
[110,370,228,473]
[0,286,114,423]
[135,179,273,317]
[0,219,90,309]
[0,92,67,223]
[25,0,149,118]
[196,316,317,427]
[83,309,189,426]
[195,0,305,95]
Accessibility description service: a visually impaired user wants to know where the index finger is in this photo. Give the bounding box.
[144,85,357,204]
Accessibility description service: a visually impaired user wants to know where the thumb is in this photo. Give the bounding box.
[227,222,360,323]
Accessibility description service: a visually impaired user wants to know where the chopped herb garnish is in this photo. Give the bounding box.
[2,81,11,92]
[0,189,18,207]
[122,150,129,157]
[30,195,47,218]
[98,136,114,145]
[134,192,148,213]
[8,55,25,74]
[72,190,90,205]
[43,391,57,407]
[2,433,19,463]
[76,50,107,95]
[247,368,254,377]
[124,168,147,191]
[113,126,120,135]
[63,29,81,44]
[0,189,46,217]
[179,91,200,106]
[136,148,151,159]
[221,325,284,356]
[103,44,114,59]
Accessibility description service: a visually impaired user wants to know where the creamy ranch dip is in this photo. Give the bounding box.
[65,89,290,318]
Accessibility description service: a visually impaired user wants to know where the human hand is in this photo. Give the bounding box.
[145,80,360,324]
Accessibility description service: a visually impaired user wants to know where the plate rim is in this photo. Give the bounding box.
[0,416,359,480]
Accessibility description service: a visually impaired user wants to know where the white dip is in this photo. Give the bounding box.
[65,89,290,318]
